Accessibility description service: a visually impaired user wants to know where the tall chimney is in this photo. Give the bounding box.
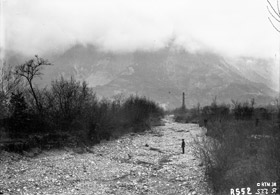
[182,92,185,109]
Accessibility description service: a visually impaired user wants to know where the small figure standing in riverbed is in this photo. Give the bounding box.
[181,139,185,154]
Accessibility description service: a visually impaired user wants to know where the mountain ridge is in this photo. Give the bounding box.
[4,44,278,109]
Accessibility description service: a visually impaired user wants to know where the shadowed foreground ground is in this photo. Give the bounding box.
[0,116,211,195]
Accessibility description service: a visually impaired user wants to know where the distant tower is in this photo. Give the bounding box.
[182,92,186,109]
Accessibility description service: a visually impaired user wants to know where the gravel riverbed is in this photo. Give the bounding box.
[0,116,212,195]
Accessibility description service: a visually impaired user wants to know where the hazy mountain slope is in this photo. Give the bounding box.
[45,44,133,87]
[5,44,133,88]
[225,57,278,91]
[94,47,277,108]
[4,44,277,109]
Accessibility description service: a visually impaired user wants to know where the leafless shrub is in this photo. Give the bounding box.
[191,119,280,194]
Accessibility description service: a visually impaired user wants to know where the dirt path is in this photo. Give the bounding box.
[0,116,211,195]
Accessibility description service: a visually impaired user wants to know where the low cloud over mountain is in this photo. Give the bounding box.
[6,44,277,109]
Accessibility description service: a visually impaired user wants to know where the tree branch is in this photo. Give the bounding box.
[267,0,280,17]
[268,16,280,33]
[267,6,280,23]
[277,0,280,15]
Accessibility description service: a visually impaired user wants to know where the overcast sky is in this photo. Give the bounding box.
[1,0,280,58]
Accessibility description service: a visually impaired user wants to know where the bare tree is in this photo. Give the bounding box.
[267,0,280,33]
[268,0,280,125]
[15,55,52,113]
[0,61,22,98]
[0,62,22,118]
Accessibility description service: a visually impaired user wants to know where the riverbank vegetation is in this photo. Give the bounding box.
[172,98,280,194]
[0,56,164,153]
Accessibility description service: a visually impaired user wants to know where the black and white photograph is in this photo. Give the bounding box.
[0,0,279,194]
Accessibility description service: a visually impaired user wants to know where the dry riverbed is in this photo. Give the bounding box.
[0,116,211,195]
